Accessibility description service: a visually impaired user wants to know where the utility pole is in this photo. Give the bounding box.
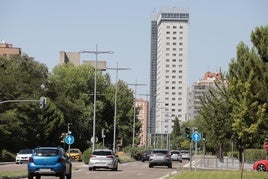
[107,62,130,153]
[80,45,113,151]
[128,81,147,147]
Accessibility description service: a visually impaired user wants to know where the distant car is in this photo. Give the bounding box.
[253,159,268,171]
[16,149,33,164]
[141,150,152,162]
[89,149,118,171]
[67,148,82,162]
[181,150,190,160]
[27,146,72,179]
[149,149,172,168]
[170,150,182,162]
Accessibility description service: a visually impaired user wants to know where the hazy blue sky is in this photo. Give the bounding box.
[1,0,267,96]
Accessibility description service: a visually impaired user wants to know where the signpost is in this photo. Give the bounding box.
[65,135,74,160]
[192,131,201,171]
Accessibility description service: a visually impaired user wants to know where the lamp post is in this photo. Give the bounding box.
[106,62,130,153]
[80,45,113,151]
[128,81,147,147]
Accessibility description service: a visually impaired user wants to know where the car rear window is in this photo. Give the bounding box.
[93,151,112,156]
[34,149,59,157]
[171,151,180,154]
[152,150,168,154]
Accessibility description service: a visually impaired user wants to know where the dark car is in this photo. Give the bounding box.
[28,146,72,179]
[149,149,172,168]
[141,150,152,162]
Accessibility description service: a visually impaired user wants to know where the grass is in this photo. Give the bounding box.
[166,170,268,179]
[0,171,27,178]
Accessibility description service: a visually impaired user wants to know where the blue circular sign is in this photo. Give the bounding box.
[192,132,201,142]
[65,135,75,145]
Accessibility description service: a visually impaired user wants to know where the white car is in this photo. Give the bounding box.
[89,149,118,171]
[181,150,190,160]
[170,150,182,162]
[16,149,33,164]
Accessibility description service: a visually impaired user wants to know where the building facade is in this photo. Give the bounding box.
[135,98,148,147]
[150,8,190,138]
[188,71,222,120]
[0,41,21,56]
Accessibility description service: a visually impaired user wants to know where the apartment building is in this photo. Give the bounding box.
[188,71,222,120]
[0,41,21,56]
[150,8,190,137]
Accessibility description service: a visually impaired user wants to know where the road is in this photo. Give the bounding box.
[0,160,188,179]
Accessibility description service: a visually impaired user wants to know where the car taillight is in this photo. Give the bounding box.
[28,157,33,163]
[90,155,96,158]
[106,155,114,159]
[57,158,64,163]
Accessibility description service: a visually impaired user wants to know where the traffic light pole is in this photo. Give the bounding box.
[0,97,46,109]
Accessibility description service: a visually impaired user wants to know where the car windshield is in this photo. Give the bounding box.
[70,149,79,153]
[34,149,59,157]
[93,151,112,156]
[19,149,33,154]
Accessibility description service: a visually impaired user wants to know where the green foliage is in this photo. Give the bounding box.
[1,149,16,162]
[82,148,92,164]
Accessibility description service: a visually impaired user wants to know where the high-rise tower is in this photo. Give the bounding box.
[149,8,189,138]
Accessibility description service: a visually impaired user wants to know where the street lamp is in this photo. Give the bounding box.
[106,62,130,153]
[128,81,147,147]
[80,45,113,151]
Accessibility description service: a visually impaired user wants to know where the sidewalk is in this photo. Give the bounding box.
[184,155,253,171]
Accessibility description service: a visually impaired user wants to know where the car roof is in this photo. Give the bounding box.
[35,146,63,150]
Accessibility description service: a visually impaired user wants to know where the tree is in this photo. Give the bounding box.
[170,116,182,150]
[227,26,268,170]
[0,54,64,153]
[198,78,232,161]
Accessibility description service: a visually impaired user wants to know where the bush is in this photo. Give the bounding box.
[82,148,92,164]
[1,149,16,162]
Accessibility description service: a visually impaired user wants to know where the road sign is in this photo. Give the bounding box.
[65,135,74,145]
[263,142,268,150]
[192,131,201,142]
[91,136,98,143]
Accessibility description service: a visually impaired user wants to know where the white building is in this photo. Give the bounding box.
[150,8,190,135]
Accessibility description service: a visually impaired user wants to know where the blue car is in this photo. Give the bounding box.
[28,146,72,179]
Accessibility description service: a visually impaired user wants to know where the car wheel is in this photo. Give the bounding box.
[59,170,65,179]
[66,168,72,179]
[168,163,172,168]
[149,164,153,168]
[257,164,266,171]
[36,175,41,179]
[27,172,33,179]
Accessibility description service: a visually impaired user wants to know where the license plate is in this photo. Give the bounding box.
[39,169,51,172]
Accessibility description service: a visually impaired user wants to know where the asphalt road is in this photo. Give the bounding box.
[0,160,188,179]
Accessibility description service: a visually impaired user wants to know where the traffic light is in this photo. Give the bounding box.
[203,133,206,142]
[67,123,72,134]
[39,97,46,109]
[102,129,105,138]
[185,127,190,139]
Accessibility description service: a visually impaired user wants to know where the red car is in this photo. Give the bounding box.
[253,160,268,171]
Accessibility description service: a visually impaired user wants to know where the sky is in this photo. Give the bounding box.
[1,0,268,97]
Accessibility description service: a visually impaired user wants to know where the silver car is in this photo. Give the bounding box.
[149,149,172,168]
[170,150,182,162]
[88,149,118,171]
[181,150,190,160]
